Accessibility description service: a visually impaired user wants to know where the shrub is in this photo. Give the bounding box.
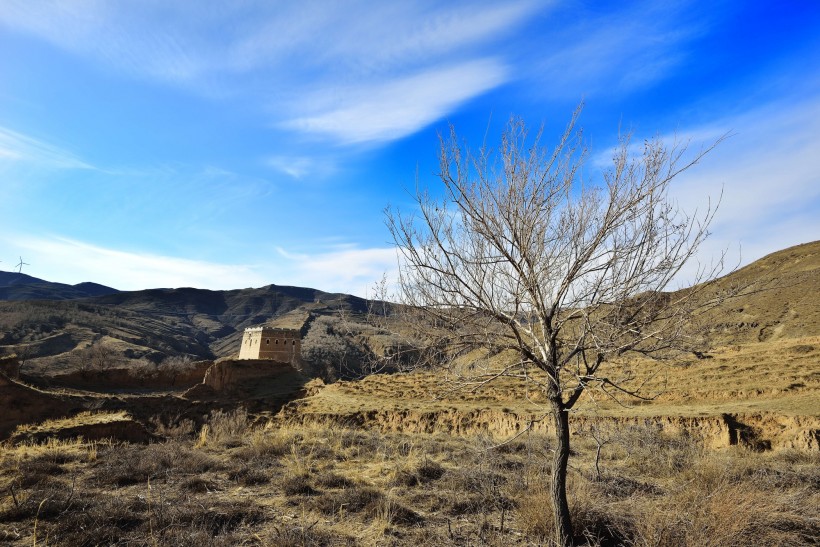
[389,458,445,487]
[93,440,218,486]
[265,520,356,546]
[281,473,318,497]
[314,471,355,489]
[314,486,384,518]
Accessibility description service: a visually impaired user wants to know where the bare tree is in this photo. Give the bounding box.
[13,345,31,378]
[89,340,124,371]
[72,340,123,373]
[386,109,725,545]
[72,344,94,373]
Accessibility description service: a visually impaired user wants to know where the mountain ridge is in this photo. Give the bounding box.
[0,271,119,301]
[0,240,817,376]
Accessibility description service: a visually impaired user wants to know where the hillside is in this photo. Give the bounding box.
[693,240,820,344]
[278,241,820,451]
[0,282,372,375]
[0,271,119,301]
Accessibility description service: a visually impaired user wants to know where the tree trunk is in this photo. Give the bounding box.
[551,400,573,546]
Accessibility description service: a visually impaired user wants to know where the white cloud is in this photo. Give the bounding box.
[565,94,820,288]
[0,1,209,84]
[2,234,398,297]
[669,98,820,223]
[6,235,268,291]
[265,155,336,180]
[274,245,399,297]
[659,96,820,285]
[300,1,541,75]
[531,2,704,97]
[282,59,508,144]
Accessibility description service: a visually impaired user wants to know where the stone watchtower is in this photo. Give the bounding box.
[238,326,301,364]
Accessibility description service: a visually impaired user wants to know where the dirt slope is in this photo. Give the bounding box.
[0,284,369,375]
[0,373,89,439]
[694,240,820,344]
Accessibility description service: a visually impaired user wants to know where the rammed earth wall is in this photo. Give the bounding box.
[238,327,301,364]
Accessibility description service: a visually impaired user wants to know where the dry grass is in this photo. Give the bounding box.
[1,332,817,544]
[10,411,132,436]
[288,335,820,420]
[1,415,817,546]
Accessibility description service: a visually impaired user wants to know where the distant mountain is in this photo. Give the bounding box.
[0,279,370,375]
[73,282,120,297]
[0,271,119,301]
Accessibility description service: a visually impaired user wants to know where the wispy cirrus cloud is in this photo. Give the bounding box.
[0,127,94,170]
[282,59,508,145]
[0,0,542,147]
[0,1,211,84]
[638,95,820,285]
[558,90,820,287]
[666,97,820,227]
[228,1,541,76]
[266,155,336,180]
[531,1,708,97]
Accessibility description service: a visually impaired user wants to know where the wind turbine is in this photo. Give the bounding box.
[16,256,29,273]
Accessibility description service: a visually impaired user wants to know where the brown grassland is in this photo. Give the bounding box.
[1,327,819,547]
[1,407,818,546]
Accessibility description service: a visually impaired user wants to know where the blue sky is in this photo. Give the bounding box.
[1,1,818,296]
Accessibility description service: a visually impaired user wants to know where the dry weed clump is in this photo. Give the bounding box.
[611,423,702,478]
[149,414,196,439]
[1,436,270,545]
[626,474,817,546]
[388,457,445,487]
[281,473,319,497]
[234,426,292,461]
[195,407,252,448]
[443,465,515,517]
[515,471,624,545]
[227,463,271,486]
[92,440,219,486]
[263,518,356,546]
[314,470,356,489]
[505,424,820,546]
